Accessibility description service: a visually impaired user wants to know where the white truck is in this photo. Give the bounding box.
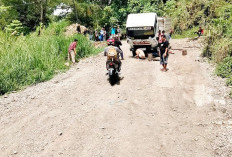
[126,13,172,56]
[126,13,159,56]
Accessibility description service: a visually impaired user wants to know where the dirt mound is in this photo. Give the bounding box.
[94,41,107,48]
[65,23,87,36]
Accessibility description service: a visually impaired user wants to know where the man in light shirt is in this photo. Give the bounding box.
[135,49,146,59]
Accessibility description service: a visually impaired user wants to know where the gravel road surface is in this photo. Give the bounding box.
[0,39,231,156]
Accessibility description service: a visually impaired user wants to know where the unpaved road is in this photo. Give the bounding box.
[0,39,232,157]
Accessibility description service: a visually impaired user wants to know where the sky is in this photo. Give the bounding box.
[53,3,72,16]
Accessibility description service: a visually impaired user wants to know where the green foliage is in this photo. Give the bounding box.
[0,0,168,32]
[163,0,176,16]
[0,21,101,95]
[202,1,232,62]
[0,0,62,31]
[0,5,18,30]
[216,57,232,78]
[203,37,232,62]
[226,77,232,86]
[99,6,115,27]
[127,0,164,16]
[5,20,24,36]
[172,27,199,39]
[216,57,232,86]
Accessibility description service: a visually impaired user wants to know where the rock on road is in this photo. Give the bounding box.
[0,39,232,157]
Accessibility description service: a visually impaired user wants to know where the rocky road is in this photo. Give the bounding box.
[0,39,231,156]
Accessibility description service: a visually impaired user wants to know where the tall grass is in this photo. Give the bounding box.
[0,21,102,95]
[172,27,199,39]
[216,57,232,86]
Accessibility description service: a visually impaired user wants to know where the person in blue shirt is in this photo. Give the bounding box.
[111,27,116,37]
[100,28,104,41]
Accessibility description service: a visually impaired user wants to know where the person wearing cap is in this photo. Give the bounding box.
[68,39,78,64]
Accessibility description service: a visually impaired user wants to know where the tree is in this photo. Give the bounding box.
[127,0,164,16]
[0,5,18,30]
[0,0,62,31]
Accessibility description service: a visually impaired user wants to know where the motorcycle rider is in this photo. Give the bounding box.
[104,41,124,72]
[114,35,122,51]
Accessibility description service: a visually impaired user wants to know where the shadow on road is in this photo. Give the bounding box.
[107,74,124,86]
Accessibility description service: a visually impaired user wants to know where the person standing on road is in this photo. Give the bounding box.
[116,26,121,40]
[158,30,162,43]
[103,28,107,41]
[68,39,78,64]
[169,29,174,39]
[94,30,99,41]
[111,27,116,37]
[162,30,170,42]
[100,27,104,41]
[159,35,169,72]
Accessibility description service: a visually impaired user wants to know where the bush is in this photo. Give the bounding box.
[172,27,199,39]
[216,57,232,85]
[5,20,24,36]
[0,21,101,95]
[226,77,232,86]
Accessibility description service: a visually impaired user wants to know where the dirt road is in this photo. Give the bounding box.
[0,39,231,156]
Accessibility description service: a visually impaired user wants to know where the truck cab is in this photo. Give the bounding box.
[126,13,159,56]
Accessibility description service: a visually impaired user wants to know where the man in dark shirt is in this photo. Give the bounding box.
[158,35,169,72]
[114,36,123,52]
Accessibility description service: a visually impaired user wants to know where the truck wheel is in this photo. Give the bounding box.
[132,48,137,56]
[132,51,136,56]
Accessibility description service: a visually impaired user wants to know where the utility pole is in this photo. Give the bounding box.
[72,0,78,23]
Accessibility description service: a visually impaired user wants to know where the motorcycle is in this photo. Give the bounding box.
[106,59,120,85]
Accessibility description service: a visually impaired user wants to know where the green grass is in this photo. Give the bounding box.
[216,56,232,86]
[0,21,102,95]
[172,27,199,39]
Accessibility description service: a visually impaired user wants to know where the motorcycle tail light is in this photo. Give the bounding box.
[109,62,113,66]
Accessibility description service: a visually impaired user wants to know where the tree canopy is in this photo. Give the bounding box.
[0,0,168,32]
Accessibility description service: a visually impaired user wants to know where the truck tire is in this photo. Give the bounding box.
[132,50,136,56]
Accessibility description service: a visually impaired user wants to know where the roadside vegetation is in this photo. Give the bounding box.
[0,21,101,95]
[167,0,232,95]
